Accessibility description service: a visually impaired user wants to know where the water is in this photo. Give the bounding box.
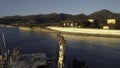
[0,27,120,68]
[64,35,120,68]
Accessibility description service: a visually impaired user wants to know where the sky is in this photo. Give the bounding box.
[0,0,120,18]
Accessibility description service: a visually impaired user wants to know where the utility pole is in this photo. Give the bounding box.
[57,32,66,68]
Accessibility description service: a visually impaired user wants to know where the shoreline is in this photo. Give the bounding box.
[46,26,120,38]
[2,25,120,38]
[59,31,120,38]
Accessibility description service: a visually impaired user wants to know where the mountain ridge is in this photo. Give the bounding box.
[0,9,120,29]
[88,9,120,20]
[1,9,120,20]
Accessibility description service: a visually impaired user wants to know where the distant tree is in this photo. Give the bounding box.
[80,21,91,28]
[94,19,99,28]
[115,24,120,29]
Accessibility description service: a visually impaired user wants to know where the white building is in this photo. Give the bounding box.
[88,19,94,23]
[63,22,78,27]
[103,26,109,30]
[107,19,116,24]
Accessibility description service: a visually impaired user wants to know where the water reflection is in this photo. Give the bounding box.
[1,28,120,68]
[63,34,120,68]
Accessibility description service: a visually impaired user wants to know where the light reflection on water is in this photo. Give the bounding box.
[63,34,120,68]
[0,27,120,68]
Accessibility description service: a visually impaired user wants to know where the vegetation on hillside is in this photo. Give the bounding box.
[0,9,120,29]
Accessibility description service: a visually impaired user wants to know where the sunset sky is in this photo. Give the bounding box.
[0,0,120,17]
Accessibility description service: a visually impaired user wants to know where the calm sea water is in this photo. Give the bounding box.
[0,27,120,68]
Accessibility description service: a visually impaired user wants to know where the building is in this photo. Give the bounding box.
[63,23,78,27]
[103,26,109,29]
[62,20,78,27]
[107,19,116,24]
[88,19,94,23]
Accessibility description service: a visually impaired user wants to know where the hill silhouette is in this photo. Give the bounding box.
[88,9,120,20]
[0,9,120,29]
